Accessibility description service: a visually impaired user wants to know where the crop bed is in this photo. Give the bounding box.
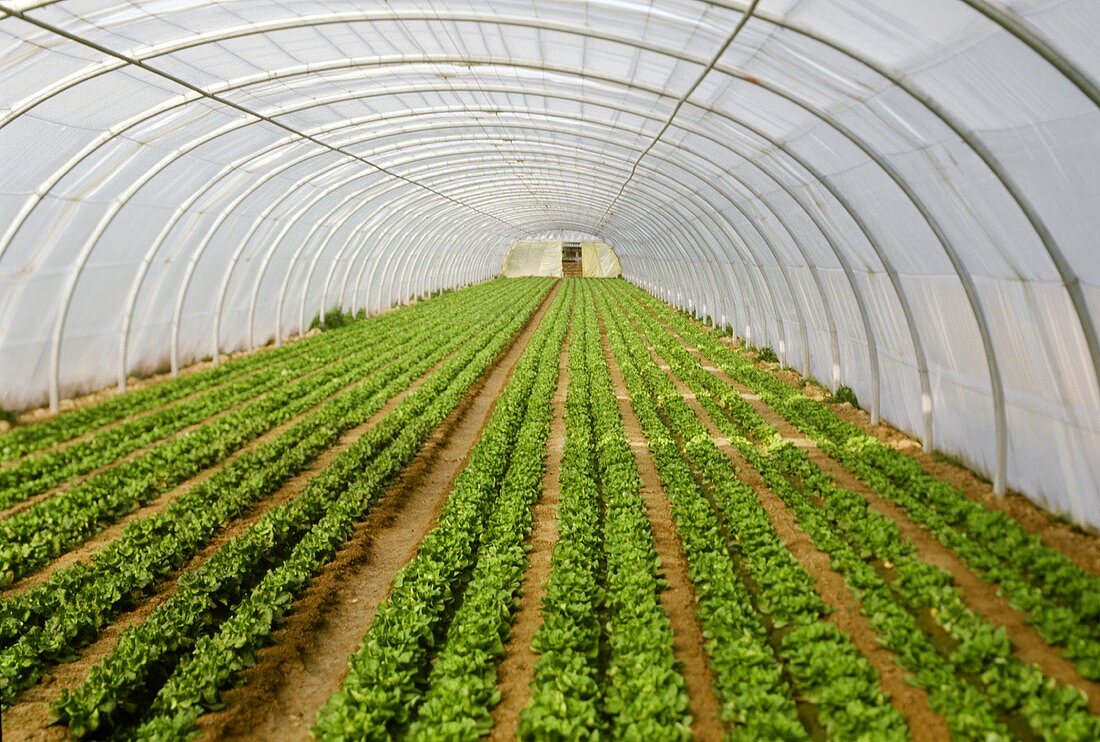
[1,278,1098,741]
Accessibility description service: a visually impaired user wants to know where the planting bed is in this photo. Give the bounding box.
[2,278,1098,741]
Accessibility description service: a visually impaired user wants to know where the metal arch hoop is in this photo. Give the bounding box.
[323,178,739,340]
[167,149,363,376]
[351,208,521,317]
[94,84,866,435]
[187,128,765,369]
[277,146,748,334]
[0,2,1082,324]
[338,163,761,340]
[65,75,678,391]
[725,2,1100,431]
[46,115,258,409]
[270,189,372,346]
[247,184,380,350]
[116,138,316,390]
[954,0,1100,105]
[310,173,690,334]
[8,55,926,455]
[2,34,963,459]
[323,106,874,378]
[697,67,1007,491]
[96,91,910,445]
[111,107,814,419]
[5,5,1096,455]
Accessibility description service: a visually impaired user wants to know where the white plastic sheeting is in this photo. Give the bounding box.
[581,242,621,277]
[501,241,563,277]
[501,240,619,277]
[0,1,1098,527]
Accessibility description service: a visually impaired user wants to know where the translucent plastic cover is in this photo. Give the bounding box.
[0,0,1098,526]
[581,242,621,277]
[502,241,564,277]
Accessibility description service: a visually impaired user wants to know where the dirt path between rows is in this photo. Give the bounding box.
[5,352,404,598]
[0,367,307,523]
[728,338,1100,575]
[597,316,725,740]
[10,345,266,428]
[196,284,561,741]
[642,336,947,739]
[0,365,273,473]
[658,317,1100,712]
[489,325,569,739]
[1,346,465,741]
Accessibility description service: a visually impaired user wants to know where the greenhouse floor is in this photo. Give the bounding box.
[3,278,1099,740]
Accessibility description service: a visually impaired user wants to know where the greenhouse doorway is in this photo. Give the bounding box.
[562,242,583,277]
[500,238,621,277]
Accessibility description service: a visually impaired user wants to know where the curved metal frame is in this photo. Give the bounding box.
[1,1,1094,496]
[124,102,774,369]
[0,63,871,391]
[62,85,850,441]
[204,150,744,361]
[35,67,922,440]
[268,103,840,373]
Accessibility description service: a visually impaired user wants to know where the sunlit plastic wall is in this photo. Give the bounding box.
[0,1,1098,528]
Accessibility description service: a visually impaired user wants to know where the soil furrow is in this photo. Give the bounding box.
[489,331,569,739]
[652,349,947,740]
[0,349,458,741]
[661,318,1100,712]
[599,319,725,741]
[194,283,560,741]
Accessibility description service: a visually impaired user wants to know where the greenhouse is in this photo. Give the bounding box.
[0,1,1098,739]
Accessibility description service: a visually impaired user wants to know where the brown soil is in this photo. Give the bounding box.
[0,343,463,740]
[489,327,569,739]
[195,284,560,741]
[659,360,947,739]
[746,338,1100,573]
[598,318,725,740]
[4,354,398,597]
[0,369,295,523]
[656,315,1100,712]
[13,345,262,425]
[8,284,1096,740]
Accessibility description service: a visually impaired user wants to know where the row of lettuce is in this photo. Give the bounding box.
[0,288,431,475]
[321,278,893,740]
[0,279,553,734]
[6,275,1096,739]
[518,284,690,738]
[644,284,1100,684]
[315,280,695,739]
[607,280,1099,739]
[598,282,907,739]
[0,280,524,586]
[0,314,339,464]
[312,280,573,738]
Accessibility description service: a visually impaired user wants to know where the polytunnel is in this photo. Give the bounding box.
[7,3,1100,737]
[0,0,1099,532]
